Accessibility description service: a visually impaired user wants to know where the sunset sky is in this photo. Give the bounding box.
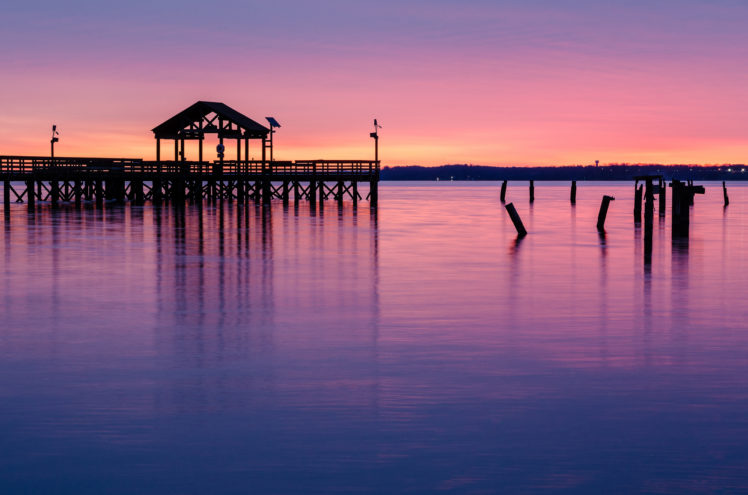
[1,0,747,166]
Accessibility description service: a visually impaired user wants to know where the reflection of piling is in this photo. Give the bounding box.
[570,180,577,204]
[529,180,534,203]
[500,180,507,202]
[658,178,666,216]
[723,181,729,206]
[644,179,654,232]
[597,195,615,232]
[643,180,654,265]
[505,202,527,237]
[634,184,642,222]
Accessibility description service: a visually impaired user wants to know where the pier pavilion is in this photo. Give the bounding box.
[1,101,379,211]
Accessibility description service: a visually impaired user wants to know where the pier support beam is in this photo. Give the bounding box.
[570,180,577,204]
[529,180,535,203]
[74,180,82,207]
[500,180,507,203]
[153,178,162,205]
[370,180,378,207]
[132,180,144,205]
[51,181,60,208]
[95,180,103,207]
[26,180,35,210]
[4,181,11,211]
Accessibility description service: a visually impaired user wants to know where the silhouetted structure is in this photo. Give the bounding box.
[597,196,614,232]
[0,101,380,211]
[504,202,527,237]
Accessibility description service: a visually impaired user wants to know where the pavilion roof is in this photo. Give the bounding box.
[152,101,269,139]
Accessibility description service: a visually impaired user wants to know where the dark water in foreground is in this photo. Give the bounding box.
[1,181,748,494]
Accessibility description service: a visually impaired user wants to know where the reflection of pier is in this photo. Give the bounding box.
[0,101,380,213]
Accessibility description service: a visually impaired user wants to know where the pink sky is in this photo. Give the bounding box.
[1,1,747,166]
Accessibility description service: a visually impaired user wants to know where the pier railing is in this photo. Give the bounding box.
[0,156,379,177]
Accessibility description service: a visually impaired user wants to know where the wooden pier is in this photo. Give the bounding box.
[0,157,379,209]
[0,101,380,211]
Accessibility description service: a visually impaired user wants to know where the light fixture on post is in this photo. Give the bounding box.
[50,125,60,163]
[266,117,281,162]
[370,119,381,164]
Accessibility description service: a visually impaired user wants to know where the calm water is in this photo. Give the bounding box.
[1,181,748,494]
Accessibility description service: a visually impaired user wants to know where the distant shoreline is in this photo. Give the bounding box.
[380,164,748,181]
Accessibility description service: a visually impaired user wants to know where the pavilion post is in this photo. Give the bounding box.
[244,139,249,172]
[156,138,161,162]
[262,136,270,203]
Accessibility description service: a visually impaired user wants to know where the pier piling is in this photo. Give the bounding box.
[658,178,666,216]
[4,180,10,211]
[50,181,60,208]
[26,180,35,210]
[529,180,535,203]
[500,180,507,202]
[505,202,527,237]
[570,180,577,204]
[634,184,643,222]
[597,196,615,232]
[672,180,689,237]
[723,181,729,206]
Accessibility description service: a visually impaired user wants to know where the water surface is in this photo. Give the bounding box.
[1,181,748,494]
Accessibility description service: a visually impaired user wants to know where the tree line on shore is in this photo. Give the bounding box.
[380,164,748,181]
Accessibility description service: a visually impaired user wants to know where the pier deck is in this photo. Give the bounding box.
[0,156,380,208]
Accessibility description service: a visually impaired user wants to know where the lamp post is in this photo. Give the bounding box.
[50,125,59,163]
[370,119,381,164]
[265,117,281,162]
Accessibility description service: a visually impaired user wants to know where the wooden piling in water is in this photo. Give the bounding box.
[3,181,9,211]
[570,180,577,204]
[723,181,729,206]
[597,195,615,232]
[50,181,60,207]
[309,181,317,207]
[74,180,82,207]
[634,184,642,222]
[132,180,144,205]
[658,178,666,215]
[152,179,162,205]
[644,180,654,220]
[529,180,535,203]
[26,180,35,210]
[500,180,507,202]
[672,180,689,237]
[95,180,103,207]
[505,202,527,237]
